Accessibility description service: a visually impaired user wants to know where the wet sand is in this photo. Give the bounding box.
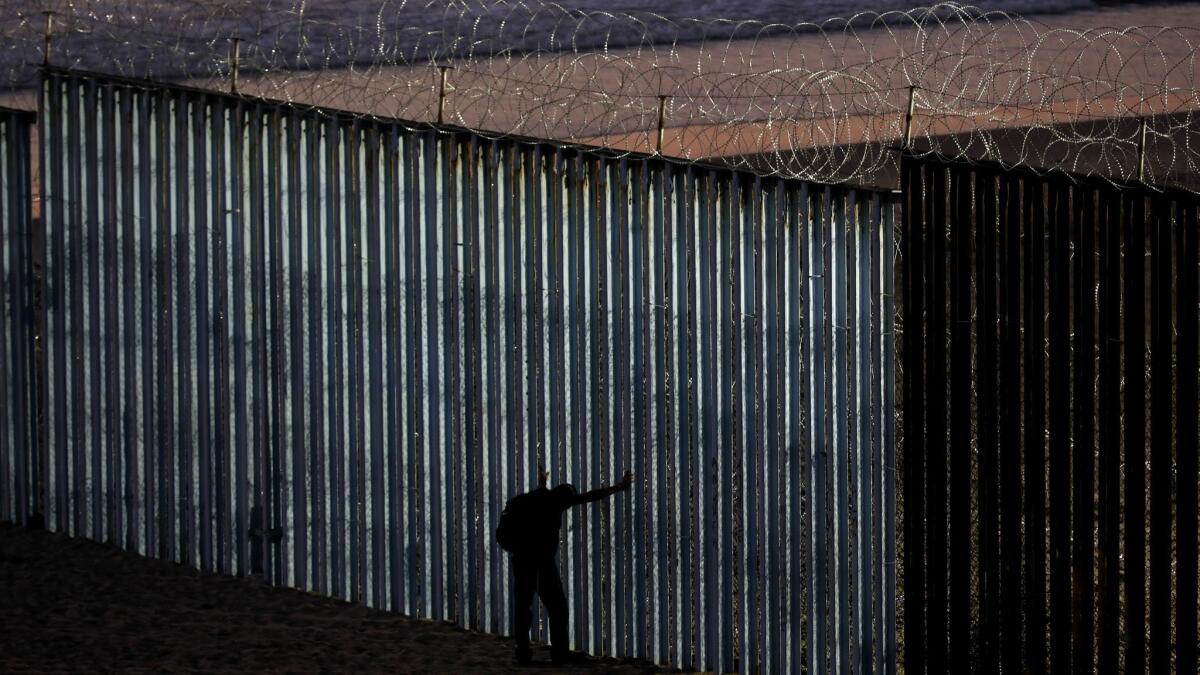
[0,523,672,673]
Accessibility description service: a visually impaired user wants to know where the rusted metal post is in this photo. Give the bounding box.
[903,85,917,149]
[1137,118,1149,183]
[656,95,668,154]
[437,66,450,125]
[230,38,241,95]
[42,11,55,67]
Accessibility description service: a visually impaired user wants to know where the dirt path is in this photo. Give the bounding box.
[0,523,672,673]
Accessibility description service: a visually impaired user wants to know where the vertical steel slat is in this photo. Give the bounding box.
[656,161,674,666]
[193,93,212,572]
[602,158,620,656]
[947,165,971,672]
[978,169,1001,675]
[580,154,595,652]
[231,101,250,577]
[325,118,342,598]
[729,176,748,667]
[558,147,576,645]
[793,183,810,675]
[283,113,305,589]
[672,166,689,667]
[158,89,178,563]
[1095,187,1121,675]
[329,116,347,599]
[677,165,697,669]
[701,169,719,671]
[463,135,482,627]
[404,127,420,616]
[80,77,97,542]
[384,125,404,613]
[1148,193,1172,673]
[349,122,368,607]
[1177,200,1199,675]
[1,114,12,524]
[1023,175,1048,671]
[212,97,231,574]
[497,141,515,629]
[925,164,948,675]
[175,90,195,565]
[853,191,873,675]
[420,130,440,617]
[4,113,13,523]
[245,104,263,579]
[306,114,327,595]
[617,157,630,654]
[480,139,499,630]
[54,75,70,533]
[84,77,100,541]
[67,75,83,539]
[143,88,156,557]
[443,132,461,622]
[59,73,72,533]
[1123,192,1147,675]
[365,124,386,610]
[755,179,767,674]
[881,196,897,675]
[0,110,33,526]
[266,108,286,585]
[101,83,118,547]
[21,105,35,526]
[768,178,787,672]
[593,156,613,657]
[784,181,799,675]
[821,185,840,675]
[871,194,888,675]
[999,171,1023,673]
[118,88,137,551]
[1071,186,1096,674]
[119,88,134,551]
[806,182,827,674]
[626,158,642,658]
[141,83,155,551]
[823,186,839,675]
[1048,181,1072,674]
[718,173,735,672]
[43,76,62,532]
[667,162,679,666]
[899,158,925,674]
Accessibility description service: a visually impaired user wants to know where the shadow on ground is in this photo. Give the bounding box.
[0,523,673,673]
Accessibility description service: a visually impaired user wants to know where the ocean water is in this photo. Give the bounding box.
[2,0,1095,89]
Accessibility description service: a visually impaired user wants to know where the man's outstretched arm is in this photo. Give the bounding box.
[576,470,633,504]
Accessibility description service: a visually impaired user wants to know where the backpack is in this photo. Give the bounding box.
[495,493,529,552]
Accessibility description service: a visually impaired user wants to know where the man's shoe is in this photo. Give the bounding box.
[550,650,587,665]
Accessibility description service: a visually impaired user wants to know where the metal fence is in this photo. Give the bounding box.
[899,155,1199,674]
[27,68,898,673]
[0,106,36,527]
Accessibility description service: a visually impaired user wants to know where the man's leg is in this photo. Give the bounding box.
[511,555,537,663]
[537,556,571,662]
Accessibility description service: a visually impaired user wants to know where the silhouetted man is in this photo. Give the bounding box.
[497,467,633,665]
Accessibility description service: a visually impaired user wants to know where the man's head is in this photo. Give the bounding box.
[551,484,578,501]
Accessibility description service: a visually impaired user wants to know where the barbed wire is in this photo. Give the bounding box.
[1,1,1197,190]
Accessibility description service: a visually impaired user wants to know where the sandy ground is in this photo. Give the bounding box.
[0,523,673,674]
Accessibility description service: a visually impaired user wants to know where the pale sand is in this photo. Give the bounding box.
[0,523,675,674]
[173,3,1199,156]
